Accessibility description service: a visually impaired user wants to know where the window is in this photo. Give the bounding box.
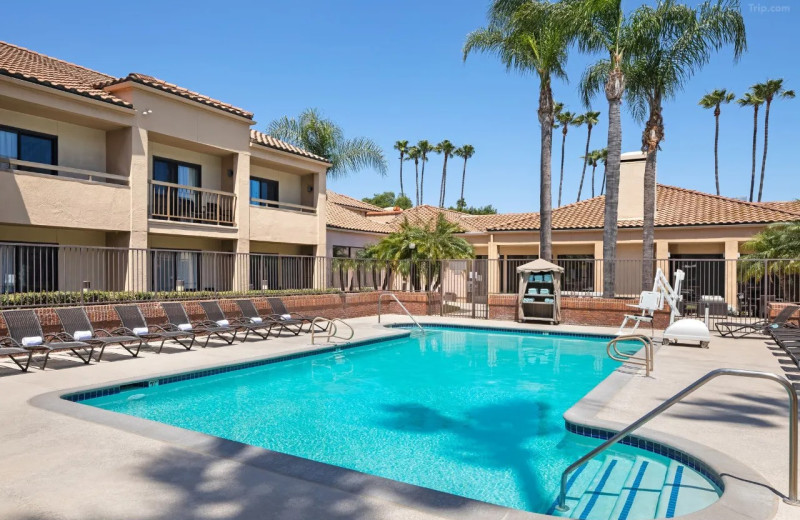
[332,246,365,258]
[0,243,58,293]
[151,157,202,221]
[151,250,201,292]
[0,125,57,174]
[250,177,279,207]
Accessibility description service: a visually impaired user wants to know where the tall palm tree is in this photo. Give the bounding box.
[699,89,735,195]
[753,79,795,202]
[556,109,580,207]
[416,140,434,205]
[580,149,600,198]
[435,140,456,207]
[267,108,387,179]
[454,144,475,206]
[464,0,573,261]
[393,140,409,197]
[598,147,608,196]
[405,146,421,206]
[625,0,746,290]
[737,91,764,202]
[576,110,601,201]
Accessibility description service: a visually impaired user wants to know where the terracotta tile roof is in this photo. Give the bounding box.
[250,130,329,164]
[326,192,383,212]
[99,73,252,119]
[388,205,481,232]
[463,211,540,231]
[0,41,131,108]
[326,200,395,233]
[489,185,800,231]
[760,200,800,216]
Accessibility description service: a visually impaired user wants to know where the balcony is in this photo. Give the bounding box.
[249,198,319,245]
[249,197,316,214]
[149,180,236,226]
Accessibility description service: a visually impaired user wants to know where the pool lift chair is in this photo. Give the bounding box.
[618,268,711,348]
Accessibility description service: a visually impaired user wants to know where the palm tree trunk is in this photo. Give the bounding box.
[748,105,759,202]
[603,66,624,298]
[578,125,592,201]
[601,166,606,195]
[591,163,597,197]
[415,162,420,206]
[538,78,554,262]
[558,131,566,207]
[757,100,771,202]
[399,153,405,197]
[641,100,662,291]
[420,161,425,205]
[460,157,468,203]
[713,107,720,196]
[439,155,448,207]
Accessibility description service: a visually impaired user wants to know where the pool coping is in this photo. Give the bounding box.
[29,321,778,520]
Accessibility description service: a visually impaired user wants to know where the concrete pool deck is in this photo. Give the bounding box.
[0,315,796,520]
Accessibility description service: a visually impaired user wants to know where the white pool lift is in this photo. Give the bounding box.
[618,268,711,348]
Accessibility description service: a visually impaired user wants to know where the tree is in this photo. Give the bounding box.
[267,108,387,179]
[405,146,421,205]
[556,109,580,207]
[450,202,498,214]
[464,0,573,261]
[753,79,795,202]
[598,147,608,196]
[416,140,434,206]
[624,0,746,290]
[581,149,600,198]
[393,140,409,197]
[699,89,735,195]
[454,144,475,204]
[362,191,412,210]
[576,110,600,201]
[741,220,800,279]
[435,140,456,207]
[736,91,764,202]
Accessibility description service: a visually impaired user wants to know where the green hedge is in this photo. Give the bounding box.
[0,288,343,308]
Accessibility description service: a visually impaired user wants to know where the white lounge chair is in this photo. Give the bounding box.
[618,290,662,336]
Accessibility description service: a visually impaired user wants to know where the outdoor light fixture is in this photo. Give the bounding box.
[409,243,416,250]
[176,279,185,292]
[261,282,270,290]
[82,281,90,292]
[142,109,153,116]
[227,169,234,178]
[306,185,314,193]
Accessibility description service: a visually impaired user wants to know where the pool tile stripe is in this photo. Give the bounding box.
[546,461,588,515]
[578,459,617,519]
[617,461,649,520]
[390,322,622,341]
[666,466,684,518]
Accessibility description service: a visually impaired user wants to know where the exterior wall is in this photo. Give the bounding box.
[148,234,232,251]
[617,153,648,221]
[326,229,382,257]
[0,224,110,245]
[249,206,319,245]
[250,164,302,206]
[250,241,313,255]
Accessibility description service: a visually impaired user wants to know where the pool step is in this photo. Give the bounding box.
[550,455,718,520]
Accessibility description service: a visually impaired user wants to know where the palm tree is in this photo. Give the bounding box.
[393,140,409,197]
[464,0,573,261]
[576,110,600,201]
[753,79,795,202]
[699,89,735,195]
[556,109,580,207]
[581,149,600,198]
[454,144,475,206]
[625,0,746,290]
[405,146,421,206]
[267,108,387,179]
[435,140,456,207]
[416,140,434,205]
[737,91,764,202]
[598,147,608,196]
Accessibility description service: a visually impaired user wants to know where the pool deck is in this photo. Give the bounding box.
[0,315,796,520]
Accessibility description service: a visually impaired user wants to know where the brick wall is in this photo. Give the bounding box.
[768,302,800,327]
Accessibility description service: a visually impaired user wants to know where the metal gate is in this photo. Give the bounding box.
[440,259,488,318]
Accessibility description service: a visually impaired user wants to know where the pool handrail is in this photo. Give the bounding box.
[606,335,654,376]
[377,293,424,333]
[310,317,354,344]
[556,368,798,511]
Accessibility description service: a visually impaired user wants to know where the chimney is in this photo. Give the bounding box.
[617,151,655,221]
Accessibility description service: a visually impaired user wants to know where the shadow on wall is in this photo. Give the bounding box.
[0,169,32,225]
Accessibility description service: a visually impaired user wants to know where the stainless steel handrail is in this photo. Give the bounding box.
[377,293,424,333]
[556,368,798,511]
[310,317,354,344]
[607,335,654,376]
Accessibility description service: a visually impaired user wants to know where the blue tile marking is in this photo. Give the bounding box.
[666,466,684,518]
[546,462,588,515]
[617,461,649,520]
[579,459,618,520]
[390,322,624,341]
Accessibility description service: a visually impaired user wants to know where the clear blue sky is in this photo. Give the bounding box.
[5,1,798,211]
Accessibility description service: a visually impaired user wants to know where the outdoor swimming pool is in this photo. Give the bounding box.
[77,325,721,518]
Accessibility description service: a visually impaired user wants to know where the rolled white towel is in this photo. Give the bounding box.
[73,330,93,341]
[132,327,149,336]
[21,336,43,347]
[216,319,229,327]
[177,323,192,331]
[280,314,292,321]
[250,317,263,324]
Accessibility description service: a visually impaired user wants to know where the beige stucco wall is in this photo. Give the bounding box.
[0,107,107,172]
[249,206,318,245]
[250,164,302,206]
[326,229,381,257]
[249,241,313,255]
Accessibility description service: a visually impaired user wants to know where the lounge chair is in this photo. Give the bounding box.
[56,307,142,361]
[199,300,274,341]
[768,327,800,368]
[235,299,304,336]
[114,305,195,353]
[266,297,328,333]
[617,291,662,336]
[715,304,799,338]
[1,309,94,369]
[0,343,34,372]
[161,302,237,346]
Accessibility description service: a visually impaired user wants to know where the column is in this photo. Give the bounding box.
[313,168,328,289]
[487,235,499,293]
[655,240,670,281]
[724,240,740,311]
[593,241,603,295]
[232,152,251,291]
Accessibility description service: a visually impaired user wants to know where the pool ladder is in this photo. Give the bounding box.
[310,318,354,345]
[607,335,654,377]
[377,293,425,334]
[556,368,799,512]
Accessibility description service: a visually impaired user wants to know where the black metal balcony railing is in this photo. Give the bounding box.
[149,180,236,226]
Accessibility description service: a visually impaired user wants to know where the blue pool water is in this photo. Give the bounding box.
[81,326,720,517]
